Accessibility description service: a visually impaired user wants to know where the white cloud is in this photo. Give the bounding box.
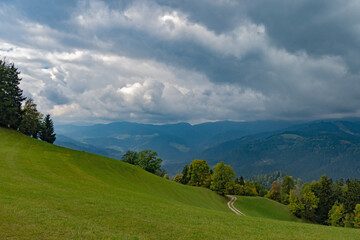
[1,0,360,123]
[0,39,267,123]
[75,0,267,59]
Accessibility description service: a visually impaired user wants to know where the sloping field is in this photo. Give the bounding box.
[234,196,300,222]
[0,127,359,239]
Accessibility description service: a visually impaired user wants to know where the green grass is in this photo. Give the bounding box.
[1,127,359,239]
[234,196,301,222]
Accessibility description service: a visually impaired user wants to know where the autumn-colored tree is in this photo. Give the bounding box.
[266,181,281,202]
[173,174,183,183]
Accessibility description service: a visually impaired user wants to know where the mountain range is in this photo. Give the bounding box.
[55,119,360,181]
[55,121,296,175]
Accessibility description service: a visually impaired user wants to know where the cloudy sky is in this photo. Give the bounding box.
[1,0,360,124]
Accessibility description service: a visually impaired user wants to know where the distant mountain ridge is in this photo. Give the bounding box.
[56,119,360,180]
[201,120,360,181]
[55,120,298,175]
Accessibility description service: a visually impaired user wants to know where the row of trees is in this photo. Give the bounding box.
[121,150,167,177]
[287,176,360,228]
[173,159,267,196]
[0,59,56,143]
[173,158,360,228]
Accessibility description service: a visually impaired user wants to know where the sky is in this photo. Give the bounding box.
[0,0,360,124]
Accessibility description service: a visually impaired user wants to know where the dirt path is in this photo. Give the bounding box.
[226,195,246,216]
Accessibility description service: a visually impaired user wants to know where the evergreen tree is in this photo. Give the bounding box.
[238,176,245,186]
[19,99,43,138]
[343,179,360,213]
[181,165,189,184]
[281,175,295,204]
[281,175,295,195]
[312,175,336,224]
[39,114,56,143]
[0,59,25,129]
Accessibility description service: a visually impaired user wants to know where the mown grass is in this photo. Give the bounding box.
[234,196,301,222]
[1,127,359,239]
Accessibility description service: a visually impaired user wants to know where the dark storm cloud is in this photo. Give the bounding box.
[0,0,360,123]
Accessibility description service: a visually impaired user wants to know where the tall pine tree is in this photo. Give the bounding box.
[0,59,25,129]
[39,114,56,144]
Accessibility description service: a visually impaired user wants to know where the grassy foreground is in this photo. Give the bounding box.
[1,128,359,239]
[234,196,300,222]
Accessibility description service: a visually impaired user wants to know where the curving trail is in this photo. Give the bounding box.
[226,195,246,216]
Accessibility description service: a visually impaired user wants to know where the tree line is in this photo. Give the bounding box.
[121,149,360,228]
[172,158,360,228]
[173,159,267,197]
[0,59,56,143]
[287,175,360,228]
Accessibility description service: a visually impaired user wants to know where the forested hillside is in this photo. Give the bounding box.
[201,121,360,181]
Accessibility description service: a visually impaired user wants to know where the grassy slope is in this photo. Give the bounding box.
[0,128,359,240]
[234,196,300,222]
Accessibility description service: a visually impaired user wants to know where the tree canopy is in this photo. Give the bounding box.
[187,159,210,187]
[0,59,25,129]
[19,98,43,138]
[39,114,56,143]
[210,161,235,195]
[121,149,164,176]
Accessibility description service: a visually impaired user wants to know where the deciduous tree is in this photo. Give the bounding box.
[121,150,139,165]
[137,149,163,174]
[210,161,236,195]
[173,174,183,183]
[187,159,210,187]
[19,98,42,138]
[328,202,345,227]
[354,204,360,228]
[301,184,319,221]
[266,181,281,202]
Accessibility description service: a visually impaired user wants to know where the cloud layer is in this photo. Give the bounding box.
[0,0,360,123]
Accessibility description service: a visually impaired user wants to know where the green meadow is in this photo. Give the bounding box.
[1,127,359,239]
[234,196,301,222]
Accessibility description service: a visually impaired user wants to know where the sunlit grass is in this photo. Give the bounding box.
[1,127,359,239]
